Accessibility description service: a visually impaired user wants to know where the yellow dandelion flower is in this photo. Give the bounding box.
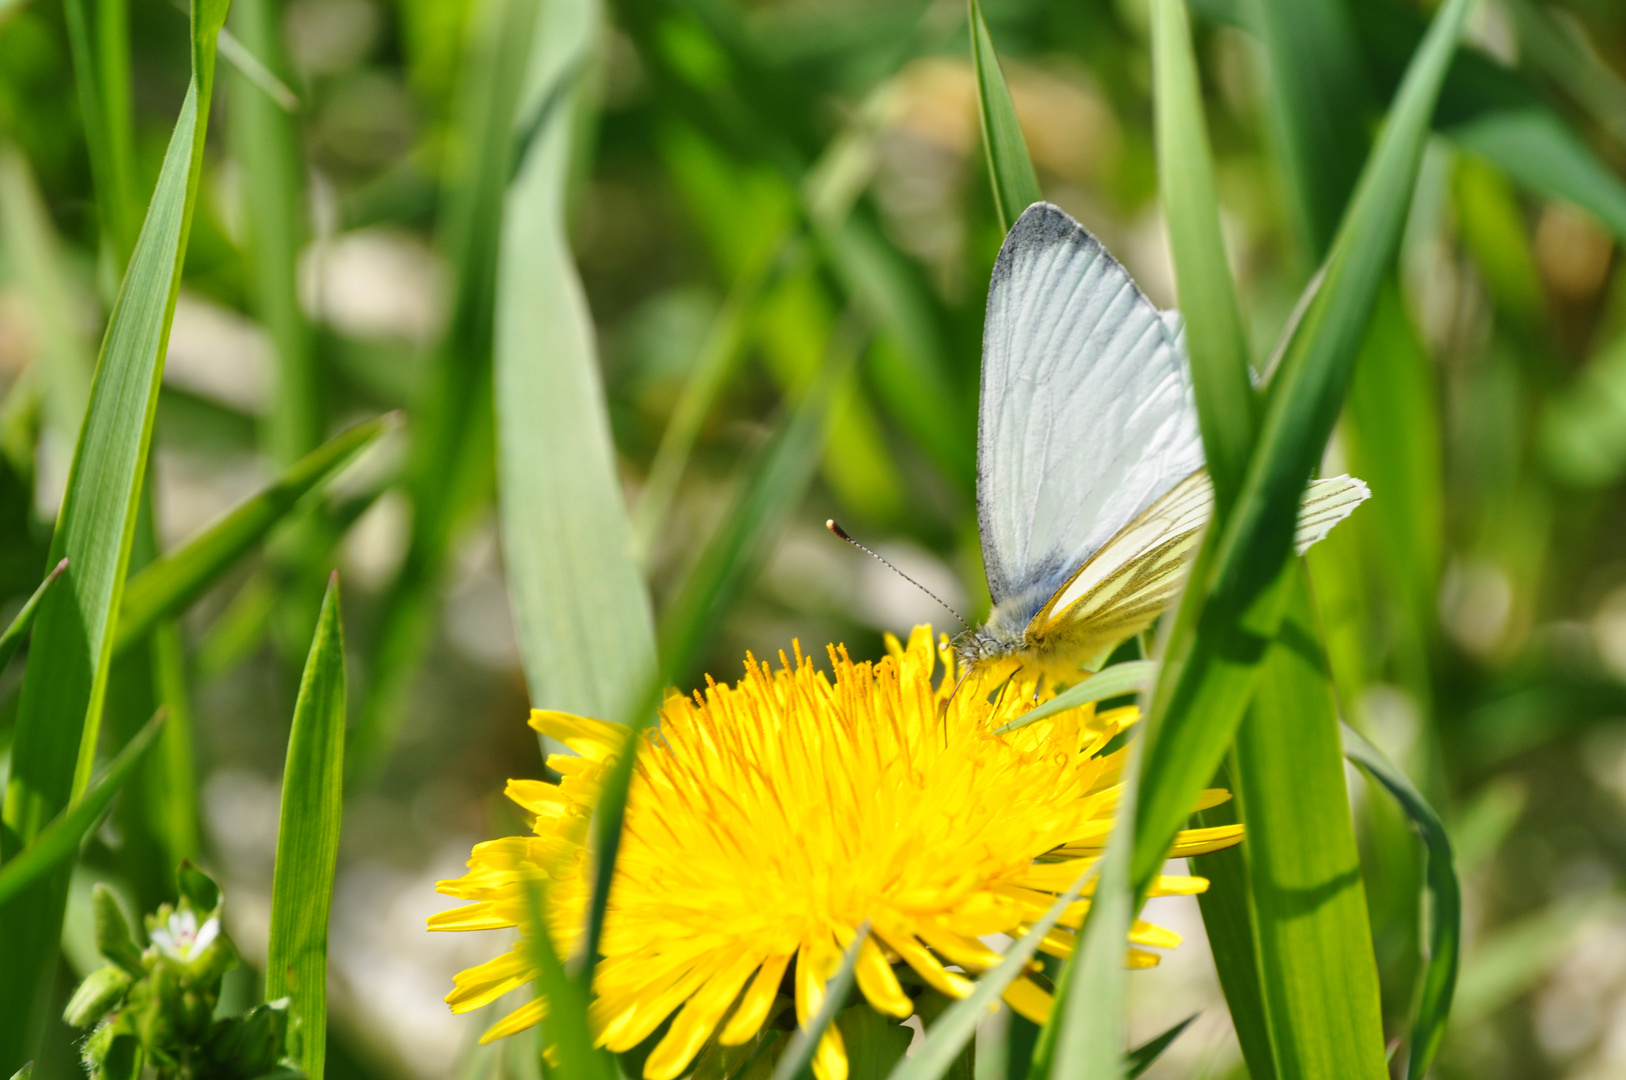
[428,625,1241,1080]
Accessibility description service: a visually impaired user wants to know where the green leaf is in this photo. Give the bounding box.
[994,660,1157,735]
[1234,572,1388,1080]
[1449,109,1626,242]
[1030,743,1138,1080]
[113,414,393,656]
[0,558,67,675]
[968,0,1041,231]
[885,869,1096,1080]
[1342,722,1461,1080]
[265,575,346,1080]
[1131,0,1474,903]
[1125,1013,1197,1079]
[0,2,227,1062]
[767,924,871,1080]
[1150,0,1254,510]
[0,708,166,908]
[493,0,655,725]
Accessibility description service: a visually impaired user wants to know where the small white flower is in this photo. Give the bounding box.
[151,909,219,962]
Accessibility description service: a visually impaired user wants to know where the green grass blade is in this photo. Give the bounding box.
[1234,572,1388,1080]
[994,660,1157,735]
[0,559,67,674]
[1150,0,1254,510]
[1131,0,1474,902]
[885,869,1096,1080]
[494,0,656,725]
[1251,0,1370,257]
[768,924,871,1080]
[62,0,142,264]
[114,414,393,655]
[1189,755,1277,1080]
[1030,744,1138,1080]
[968,0,1041,231]
[1342,723,1460,1080]
[265,575,346,1080]
[0,0,228,1063]
[0,708,165,908]
[1449,109,1626,241]
[1125,1014,1197,1079]
[228,0,320,466]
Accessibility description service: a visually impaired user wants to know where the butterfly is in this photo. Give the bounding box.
[953,202,1368,684]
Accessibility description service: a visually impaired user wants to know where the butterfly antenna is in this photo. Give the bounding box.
[826,519,969,630]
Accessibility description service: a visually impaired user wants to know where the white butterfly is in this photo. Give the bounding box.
[955,203,1368,683]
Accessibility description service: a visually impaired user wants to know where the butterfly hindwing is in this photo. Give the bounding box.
[1029,472,1373,668]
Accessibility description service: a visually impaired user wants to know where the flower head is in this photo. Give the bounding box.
[430,627,1240,1080]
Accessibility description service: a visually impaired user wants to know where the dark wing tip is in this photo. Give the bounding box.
[992,201,1100,284]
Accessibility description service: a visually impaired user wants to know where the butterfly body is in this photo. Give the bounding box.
[961,203,1367,686]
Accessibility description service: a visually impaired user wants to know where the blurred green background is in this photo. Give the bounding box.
[3,0,1626,1077]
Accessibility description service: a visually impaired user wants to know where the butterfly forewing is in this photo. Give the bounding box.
[977,203,1205,609]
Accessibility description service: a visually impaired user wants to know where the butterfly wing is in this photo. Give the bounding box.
[977,203,1205,617]
[1031,472,1372,670]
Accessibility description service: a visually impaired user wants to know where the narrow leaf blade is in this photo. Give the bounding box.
[886,869,1096,1080]
[265,575,346,1080]
[1342,723,1461,1080]
[0,709,166,908]
[115,414,393,655]
[968,0,1041,230]
[0,559,67,674]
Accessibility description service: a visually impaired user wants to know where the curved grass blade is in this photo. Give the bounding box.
[0,708,165,908]
[885,869,1096,1080]
[768,923,871,1080]
[968,0,1040,230]
[0,0,230,1064]
[1126,1013,1198,1079]
[0,559,67,674]
[1131,0,1475,903]
[1150,0,1254,510]
[995,660,1157,735]
[265,575,346,1080]
[1341,722,1460,1080]
[494,0,656,726]
[114,413,393,655]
